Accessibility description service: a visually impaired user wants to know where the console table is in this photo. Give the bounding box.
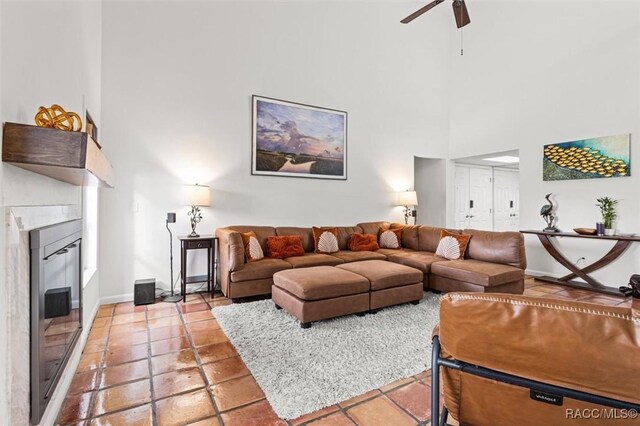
[521,230,640,297]
[178,235,218,302]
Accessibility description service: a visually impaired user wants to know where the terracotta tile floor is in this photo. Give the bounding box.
[57,278,633,425]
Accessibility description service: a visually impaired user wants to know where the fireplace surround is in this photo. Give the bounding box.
[30,219,82,425]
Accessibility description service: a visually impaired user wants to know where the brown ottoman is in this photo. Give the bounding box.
[272,266,370,328]
[337,260,423,311]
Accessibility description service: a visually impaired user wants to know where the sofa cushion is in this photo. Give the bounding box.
[227,226,276,251]
[334,226,364,250]
[386,251,446,273]
[275,227,314,252]
[377,248,415,256]
[390,223,420,250]
[330,250,387,263]
[464,229,526,269]
[337,260,423,291]
[273,266,370,301]
[350,233,380,251]
[431,259,524,287]
[266,235,305,259]
[357,221,390,235]
[284,253,344,268]
[418,227,462,252]
[230,258,291,282]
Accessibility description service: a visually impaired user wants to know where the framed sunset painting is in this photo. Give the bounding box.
[252,95,347,180]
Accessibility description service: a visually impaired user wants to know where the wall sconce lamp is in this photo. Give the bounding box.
[184,184,211,238]
[397,190,418,225]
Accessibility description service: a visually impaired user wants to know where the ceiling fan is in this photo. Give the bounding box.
[401,0,470,28]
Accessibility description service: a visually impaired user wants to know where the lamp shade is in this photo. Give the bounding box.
[183,184,211,207]
[397,190,418,206]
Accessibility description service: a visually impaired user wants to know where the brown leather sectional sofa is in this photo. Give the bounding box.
[215,221,527,301]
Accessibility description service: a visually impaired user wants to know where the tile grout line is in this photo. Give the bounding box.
[75,306,154,423]
[85,305,113,423]
[146,302,159,426]
[181,293,226,425]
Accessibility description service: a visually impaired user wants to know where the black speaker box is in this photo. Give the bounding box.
[45,287,71,319]
[134,278,156,305]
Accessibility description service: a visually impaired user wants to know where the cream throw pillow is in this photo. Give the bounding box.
[378,229,402,249]
[312,227,339,254]
[241,231,264,262]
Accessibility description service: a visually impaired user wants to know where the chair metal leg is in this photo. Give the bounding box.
[440,406,449,426]
[431,336,441,426]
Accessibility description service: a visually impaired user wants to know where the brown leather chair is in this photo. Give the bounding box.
[432,293,640,425]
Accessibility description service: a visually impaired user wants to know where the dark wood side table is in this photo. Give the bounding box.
[521,230,640,297]
[178,235,218,303]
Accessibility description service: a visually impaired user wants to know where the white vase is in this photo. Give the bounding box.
[604,228,615,236]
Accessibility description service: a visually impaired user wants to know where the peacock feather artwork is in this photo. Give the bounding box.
[543,134,630,181]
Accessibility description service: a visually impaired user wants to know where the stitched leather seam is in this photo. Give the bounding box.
[441,293,638,323]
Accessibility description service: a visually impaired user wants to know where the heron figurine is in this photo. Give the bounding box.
[540,193,560,232]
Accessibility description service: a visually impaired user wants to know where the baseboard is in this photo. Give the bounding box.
[100,292,134,304]
[37,298,100,426]
[525,268,563,279]
[100,284,199,305]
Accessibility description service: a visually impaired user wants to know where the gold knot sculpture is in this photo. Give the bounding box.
[35,104,82,131]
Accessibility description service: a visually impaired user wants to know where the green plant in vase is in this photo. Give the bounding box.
[596,196,618,235]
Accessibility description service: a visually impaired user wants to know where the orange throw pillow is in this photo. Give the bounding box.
[378,228,402,249]
[435,230,471,260]
[241,231,264,262]
[312,227,339,254]
[350,233,380,251]
[266,236,305,259]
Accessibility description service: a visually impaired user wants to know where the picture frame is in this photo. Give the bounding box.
[252,95,347,180]
[543,134,630,181]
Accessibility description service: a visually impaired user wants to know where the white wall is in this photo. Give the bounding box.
[0,0,5,420]
[415,157,448,227]
[449,1,640,286]
[1,0,102,422]
[99,1,452,299]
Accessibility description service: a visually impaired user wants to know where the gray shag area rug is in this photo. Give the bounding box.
[212,292,440,420]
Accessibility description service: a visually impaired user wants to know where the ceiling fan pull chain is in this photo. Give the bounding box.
[460,27,464,56]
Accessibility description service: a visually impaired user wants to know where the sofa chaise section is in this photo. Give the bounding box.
[430,229,526,294]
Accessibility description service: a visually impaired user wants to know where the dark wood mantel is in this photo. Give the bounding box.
[521,230,640,297]
[2,122,114,187]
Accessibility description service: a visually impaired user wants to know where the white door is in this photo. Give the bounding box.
[493,169,520,231]
[454,166,470,229]
[468,168,493,230]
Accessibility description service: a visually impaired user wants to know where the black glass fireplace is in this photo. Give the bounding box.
[30,219,82,424]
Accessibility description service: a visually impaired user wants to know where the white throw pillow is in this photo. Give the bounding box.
[379,229,401,249]
[242,232,265,262]
[435,236,462,260]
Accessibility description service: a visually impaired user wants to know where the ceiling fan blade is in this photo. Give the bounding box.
[401,0,445,24]
[453,0,471,28]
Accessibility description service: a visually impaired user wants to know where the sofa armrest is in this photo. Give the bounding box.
[216,228,245,272]
[432,323,440,339]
